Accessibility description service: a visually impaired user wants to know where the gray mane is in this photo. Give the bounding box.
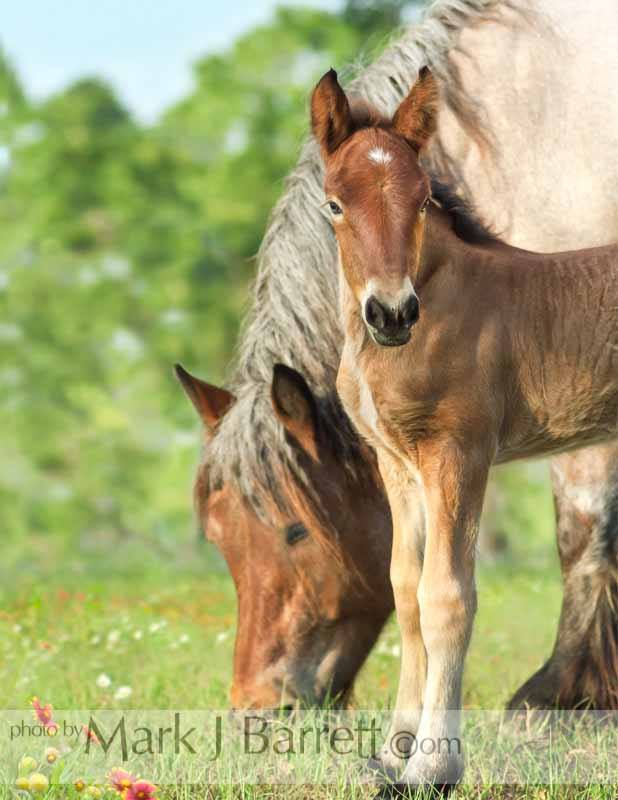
[205,0,518,520]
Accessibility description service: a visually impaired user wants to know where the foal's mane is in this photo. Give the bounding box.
[429,179,500,244]
[202,0,522,524]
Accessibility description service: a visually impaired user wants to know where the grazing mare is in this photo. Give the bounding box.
[311,66,618,786]
[176,0,618,712]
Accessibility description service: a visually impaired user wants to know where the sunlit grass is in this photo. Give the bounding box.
[1,541,613,798]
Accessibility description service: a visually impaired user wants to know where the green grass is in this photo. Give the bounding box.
[1,557,560,712]
[1,466,615,797]
[2,552,615,798]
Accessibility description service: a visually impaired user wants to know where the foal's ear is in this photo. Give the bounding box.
[311,68,355,159]
[174,363,235,431]
[271,364,319,461]
[392,66,439,152]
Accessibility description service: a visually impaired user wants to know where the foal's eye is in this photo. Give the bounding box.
[328,200,343,216]
[285,522,309,546]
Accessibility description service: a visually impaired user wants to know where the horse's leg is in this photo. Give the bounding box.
[372,451,426,777]
[400,438,489,787]
[508,444,618,710]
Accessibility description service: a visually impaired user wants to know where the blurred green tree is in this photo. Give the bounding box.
[0,5,421,569]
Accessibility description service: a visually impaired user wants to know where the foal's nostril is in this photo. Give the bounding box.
[364,296,387,331]
[399,294,420,328]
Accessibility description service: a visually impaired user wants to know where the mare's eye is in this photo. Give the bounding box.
[285,522,309,546]
[328,200,343,216]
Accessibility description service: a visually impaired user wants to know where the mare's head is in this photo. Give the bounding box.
[311,67,439,347]
[175,363,392,709]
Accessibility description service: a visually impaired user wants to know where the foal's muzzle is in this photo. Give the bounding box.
[364,293,419,347]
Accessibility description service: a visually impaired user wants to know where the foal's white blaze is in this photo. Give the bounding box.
[367,147,393,166]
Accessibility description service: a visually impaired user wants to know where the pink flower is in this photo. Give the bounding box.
[123,780,157,800]
[31,697,58,733]
[107,769,136,794]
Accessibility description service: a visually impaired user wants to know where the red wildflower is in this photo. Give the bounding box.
[31,696,58,733]
[31,696,53,724]
[123,780,157,800]
[82,724,100,745]
[107,769,136,794]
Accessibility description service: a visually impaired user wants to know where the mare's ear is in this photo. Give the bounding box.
[392,66,439,152]
[311,68,355,159]
[174,363,235,432]
[271,364,319,461]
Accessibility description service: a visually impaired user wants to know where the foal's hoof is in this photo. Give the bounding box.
[397,754,463,795]
[377,781,455,798]
[365,754,399,784]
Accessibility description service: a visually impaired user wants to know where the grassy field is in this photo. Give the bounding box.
[2,466,616,798]
[0,556,563,712]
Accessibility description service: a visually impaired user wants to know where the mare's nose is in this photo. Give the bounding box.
[364,293,419,340]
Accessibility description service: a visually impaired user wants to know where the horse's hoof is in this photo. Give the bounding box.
[365,754,399,784]
[376,780,454,798]
[399,753,463,794]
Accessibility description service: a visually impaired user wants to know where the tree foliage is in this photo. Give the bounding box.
[0,5,420,567]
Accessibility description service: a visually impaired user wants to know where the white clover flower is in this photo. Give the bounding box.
[96,673,112,689]
[107,630,120,645]
[133,630,143,640]
[149,621,166,633]
[179,634,190,645]
[114,686,133,701]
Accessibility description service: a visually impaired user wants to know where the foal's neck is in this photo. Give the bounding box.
[422,203,618,273]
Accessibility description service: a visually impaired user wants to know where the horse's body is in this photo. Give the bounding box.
[177,0,618,712]
[342,230,618,467]
[312,67,618,785]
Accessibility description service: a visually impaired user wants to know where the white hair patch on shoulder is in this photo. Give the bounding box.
[367,147,393,165]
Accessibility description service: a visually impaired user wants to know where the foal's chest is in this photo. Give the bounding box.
[337,342,415,459]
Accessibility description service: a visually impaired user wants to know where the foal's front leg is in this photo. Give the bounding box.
[374,451,427,776]
[401,438,490,787]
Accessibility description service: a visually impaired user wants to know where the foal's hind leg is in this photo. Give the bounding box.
[371,451,427,778]
[508,444,618,710]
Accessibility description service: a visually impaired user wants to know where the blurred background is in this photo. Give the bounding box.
[1,0,439,576]
[0,0,557,710]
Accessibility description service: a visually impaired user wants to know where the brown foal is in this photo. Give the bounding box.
[311,67,618,786]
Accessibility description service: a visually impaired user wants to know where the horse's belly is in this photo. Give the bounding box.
[497,391,618,464]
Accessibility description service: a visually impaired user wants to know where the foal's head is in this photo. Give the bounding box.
[311,68,438,346]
